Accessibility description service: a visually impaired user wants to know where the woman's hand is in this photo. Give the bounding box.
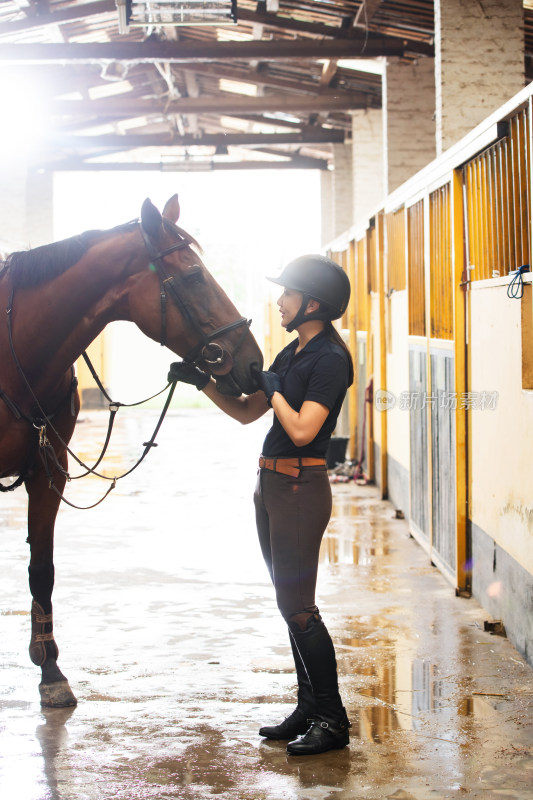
[257,370,282,404]
[258,371,328,446]
[168,361,210,390]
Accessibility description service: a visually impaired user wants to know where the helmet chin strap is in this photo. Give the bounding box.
[285,295,330,334]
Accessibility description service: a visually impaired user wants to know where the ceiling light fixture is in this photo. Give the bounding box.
[117,0,237,34]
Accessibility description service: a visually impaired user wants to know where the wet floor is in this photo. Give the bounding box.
[1,408,532,800]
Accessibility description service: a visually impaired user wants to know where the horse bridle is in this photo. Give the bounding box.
[139,219,251,368]
[0,220,252,501]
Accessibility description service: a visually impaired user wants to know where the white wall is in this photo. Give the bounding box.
[470,279,533,575]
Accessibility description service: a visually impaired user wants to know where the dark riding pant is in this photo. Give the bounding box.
[253,465,332,622]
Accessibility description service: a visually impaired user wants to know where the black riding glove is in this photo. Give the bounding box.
[258,370,282,405]
[168,361,210,391]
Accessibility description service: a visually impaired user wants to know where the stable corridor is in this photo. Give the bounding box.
[1,409,532,799]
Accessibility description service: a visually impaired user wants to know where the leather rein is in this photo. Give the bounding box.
[0,218,251,505]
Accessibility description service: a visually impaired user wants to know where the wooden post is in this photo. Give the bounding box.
[378,211,388,498]
[452,168,470,593]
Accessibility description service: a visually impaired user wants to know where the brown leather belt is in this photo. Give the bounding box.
[258,456,326,478]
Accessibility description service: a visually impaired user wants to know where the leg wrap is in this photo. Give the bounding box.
[29,600,58,666]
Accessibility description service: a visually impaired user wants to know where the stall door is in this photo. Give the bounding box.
[430,350,456,574]
[409,347,429,542]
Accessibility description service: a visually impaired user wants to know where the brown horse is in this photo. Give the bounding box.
[0,195,263,708]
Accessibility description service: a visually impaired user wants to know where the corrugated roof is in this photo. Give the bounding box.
[0,0,528,170]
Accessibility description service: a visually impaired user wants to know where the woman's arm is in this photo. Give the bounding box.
[167,361,269,425]
[270,393,329,447]
[202,380,270,425]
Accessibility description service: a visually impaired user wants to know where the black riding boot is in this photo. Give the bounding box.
[286,614,350,755]
[259,632,316,740]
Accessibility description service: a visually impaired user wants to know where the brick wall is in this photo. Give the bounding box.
[435,0,524,155]
[383,57,436,194]
[332,143,353,238]
[320,169,334,247]
[352,108,384,223]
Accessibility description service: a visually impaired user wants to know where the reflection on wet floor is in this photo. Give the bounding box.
[322,497,393,566]
[1,409,533,799]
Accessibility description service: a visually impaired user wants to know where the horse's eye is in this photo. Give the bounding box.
[183,266,205,286]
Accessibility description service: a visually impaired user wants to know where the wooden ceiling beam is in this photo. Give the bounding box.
[0,37,434,65]
[179,63,377,99]
[45,129,345,149]
[55,110,313,136]
[48,92,375,116]
[43,157,330,171]
[214,112,303,128]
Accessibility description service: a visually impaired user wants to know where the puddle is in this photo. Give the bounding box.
[1,609,29,616]
[321,496,394,565]
[1,410,532,800]
[321,535,391,566]
[354,702,401,743]
[342,645,457,743]
[458,695,504,717]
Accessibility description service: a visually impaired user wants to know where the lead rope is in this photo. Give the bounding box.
[37,379,179,510]
[76,350,174,479]
[5,288,180,509]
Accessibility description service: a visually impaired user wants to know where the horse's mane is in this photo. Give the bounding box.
[0,217,201,290]
[2,220,139,290]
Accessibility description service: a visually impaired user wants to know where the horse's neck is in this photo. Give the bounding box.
[16,231,144,392]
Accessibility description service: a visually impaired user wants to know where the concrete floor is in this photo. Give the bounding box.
[1,408,532,800]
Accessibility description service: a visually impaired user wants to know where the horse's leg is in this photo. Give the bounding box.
[25,450,77,708]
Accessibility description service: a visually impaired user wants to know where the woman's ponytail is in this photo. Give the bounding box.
[325,322,354,386]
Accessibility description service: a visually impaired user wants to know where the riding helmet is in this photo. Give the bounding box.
[267,255,351,332]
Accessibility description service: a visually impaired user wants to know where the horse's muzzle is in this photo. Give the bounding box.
[200,342,234,375]
[214,372,242,396]
[208,327,263,395]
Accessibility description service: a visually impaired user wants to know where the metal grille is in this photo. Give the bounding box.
[356,237,368,332]
[386,206,406,292]
[331,249,350,330]
[347,240,356,336]
[463,108,531,280]
[407,200,425,337]
[429,183,453,340]
[367,222,378,293]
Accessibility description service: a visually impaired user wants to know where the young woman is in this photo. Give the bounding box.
[169,255,354,756]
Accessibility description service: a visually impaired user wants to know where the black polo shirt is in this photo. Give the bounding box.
[261,330,351,458]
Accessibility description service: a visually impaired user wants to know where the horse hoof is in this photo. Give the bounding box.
[39,680,78,708]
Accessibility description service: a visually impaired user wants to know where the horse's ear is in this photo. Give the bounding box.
[162,194,180,223]
[141,198,162,238]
